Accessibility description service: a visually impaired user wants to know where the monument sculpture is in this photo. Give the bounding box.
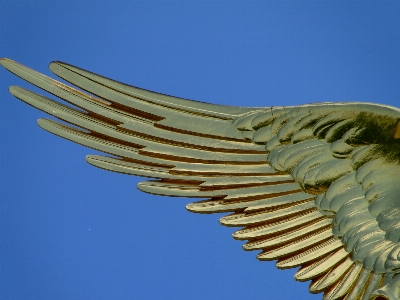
[2,58,400,299]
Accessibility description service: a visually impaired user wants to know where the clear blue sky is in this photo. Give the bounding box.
[1,1,399,300]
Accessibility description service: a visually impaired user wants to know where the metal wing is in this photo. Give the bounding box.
[2,58,400,300]
[234,103,400,300]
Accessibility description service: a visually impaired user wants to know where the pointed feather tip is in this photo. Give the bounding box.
[0,57,17,70]
[85,155,100,166]
[0,57,12,64]
[37,118,49,127]
[7,86,34,104]
[185,200,225,214]
[36,118,56,132]
[85,155,112,172]
[8,85,21,96]
[48,61,65,76]
[185,202,200,213]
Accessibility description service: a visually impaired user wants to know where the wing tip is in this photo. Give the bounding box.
[0,57,19,72]
[85,154,98,165]
[48,60,66,75]
[185,200,225,214]
[0,57,13,66]
[8,85,20,95]
[37,118,51,129]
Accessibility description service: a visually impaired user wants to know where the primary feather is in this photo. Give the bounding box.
[2,58,400,300]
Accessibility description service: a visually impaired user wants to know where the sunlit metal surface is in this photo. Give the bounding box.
[2,58,400,300]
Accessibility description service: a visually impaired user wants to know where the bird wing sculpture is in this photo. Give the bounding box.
[2,58,400,300]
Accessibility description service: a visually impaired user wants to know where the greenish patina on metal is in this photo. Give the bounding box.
[2,58,400,300]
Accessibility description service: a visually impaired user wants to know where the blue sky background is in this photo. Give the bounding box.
[1,1,400,300]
